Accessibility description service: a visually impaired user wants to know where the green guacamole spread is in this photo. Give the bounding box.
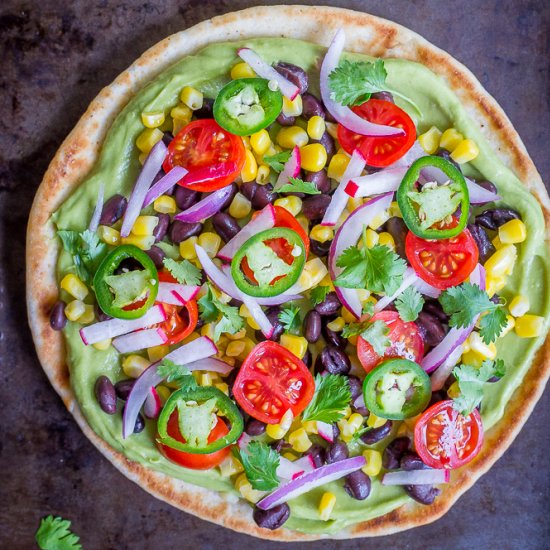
[52,38,550,535]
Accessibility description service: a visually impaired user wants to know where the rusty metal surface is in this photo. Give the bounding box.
[1,1,549,548]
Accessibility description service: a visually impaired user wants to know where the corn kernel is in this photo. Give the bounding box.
[499,315,516,338]
[325,120,339,139]
[200,323,215,340]
[388,201,402,218]
[327,153,350,181]
[180,86,203,110]
[179,236,198,260]
[246,316,260,330]
[418,126,442,154]
[132,215,159,236]
[341,307,356,324]
[461,349,484,368]
[340,406,353,419]
[231,62,256,79]
[440,128,463,151]
[509,295,530,318]
[121,235,155,251]
[307,116,326,140]
[156,385,171,404]
[226,328,246,341]
[266,423,287,440]
[347,197,363,213]
[98,225,120,245]
[368,210,390,230]
[447,380,461,399]
[498,219,527,244]
[274,195,302,217]
[215,382,229,395]
[282,94,303,117]
[357,289,371,304]
[122,355,151,379]
[302,420,318,435]
[396,423,409,437]
[200,372,213,387]
[141,111,165,128]
[92,338,112,351]
[484,245,517,277]
[288,428,312,453]
[138,152,148,165]
[277,126,309,149]
[378,232,396,251]
[492,235,504,250]
[485,273,506,298]
[515,315,544,338]
[300,143,328,172]
[78,304,95,324]
[310,224,333,243]
[450,139,479,164]
[292,258,328,293]
[234,474,265,503]
[362,450,382,477]
[148,344,169,362]
[219,455,244,477]
[255,165,270,185]
[367,413,387,429]
[364,228,379,248]
[226,340,246,357]
[326,317,345,332]
[250,129,271,155]
[241,149,258,183]
[136,128,164,154]
[280,334,308,359]
[348,413,364,432]
[198,232,222,258]
[153,195,176,215]
[318,492,336,521]
[468,332,497,360]
[170,103,193,122]
[60,274,88,301]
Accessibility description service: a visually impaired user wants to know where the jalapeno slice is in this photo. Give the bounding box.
[396,156,469,239]
[362,358,431,420]
[213,78,283,136]
[231,227,306,297]
[93,245,159,319]
[157,386,243,454]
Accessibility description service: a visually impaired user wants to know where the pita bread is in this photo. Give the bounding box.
[26,5,550,540]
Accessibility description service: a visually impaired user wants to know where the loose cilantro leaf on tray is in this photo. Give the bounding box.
[163,257,202,286]
[157,359,198,391]
[310,285,330,307]
[238,441,280,491]
[36,515,82,550]
[395,286,424,322]
[278,177,321,195]
[279,305,302,335]
[302,374,352,423]
[342,319,391,356]
[198,284,244,340]
[263,151,291,173]
[58,229,107,283]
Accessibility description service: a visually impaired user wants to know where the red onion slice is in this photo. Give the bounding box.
[382,469,450,486]
[316,421,335,443]
[411,277,441,299]
[218,204,276,261]
[156,282,199,305]
[321,149,366,226]
[257,456,366,510]
[183,357,234,375]
[430,345,465,391]
[143,166,188,207]
[237,48,300,100]
[88,182,104,233]
[143,387,161,419]
[174,184,235,223]
[320,29,403,137]
[120,140,167,237]
[79,304,167,345]
[274,146,301,190]
[392,141,425,167]
[345,167,408,198]
[112,327,168,354]
[328,192,394,318]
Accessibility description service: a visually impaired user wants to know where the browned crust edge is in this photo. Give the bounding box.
[26,5,550,541]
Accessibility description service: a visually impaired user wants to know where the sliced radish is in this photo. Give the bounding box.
[277,457,305,481]
[164,334,218,365]
[274,146,301,190]
[316,421,335,443]
[411,277,441,299]
[374,268,418,313]
[143,387,161,419]
[112,327,168,354]
[174,184,235,223]
[382,469,450,486]
[142,166,188,207]
[293,454,316,474]
[156,282,199,305]
[345,167,408,198]
[88,182,104,233]
[237,432,252,450]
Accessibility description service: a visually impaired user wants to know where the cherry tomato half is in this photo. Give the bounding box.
[232,341,315,424]
[163,119,246,192]
[405,225,479,290]
[357,311,424,374]
[337,99,416,167]
[414,400,484,469]
[158,413,231,470]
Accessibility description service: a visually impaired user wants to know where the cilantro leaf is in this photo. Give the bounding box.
[157,359,198,390]
[342,319,391,356]
[238,441,280,491]
[395,286,425,322]
[310,285,330,307]
[362,300,375,318]
[58,229,107,283]
[302,374,352,423]
[263,151,291,173]
[36,516,82,550]
[279,305,302,335]
[439,283,507,343]
[278,177,321,195]
[163,257,202,286]
[104,270,150,308]
[407,182,463,230]
[177,397,217,448]
[198,285,244,340]
[452,359,506,416]
[245,240,293,286]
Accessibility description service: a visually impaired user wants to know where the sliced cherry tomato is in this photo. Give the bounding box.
[163,119,245,192]
[414,400,484,469]
[405,223,479,290]
[159,413,231,470]
[357,311,424,374]
[337,99,416,167]
[233,341,315,424]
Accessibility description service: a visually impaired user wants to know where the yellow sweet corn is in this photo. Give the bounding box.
[274,195,302,217]
[327,153,350,181]
[121,235,155,250]
[148,345,169,363]
[200,323,215,340]
[153,195,176,215]
[357,288,371,303]
[509,295,530,318]
[302,420,319,435]
[515,315,544,338]
[326,317,345,332]
[180,86,203,110]
[461,349,484,368]
[492,235,504,250]
[450,139,479,164]
[388,201,402,218]
[325,121,339,140]
[234,474,265,503]
[367,413,387,429]
[250,129,271,155]
[299,143,328,172]
[226,340,246,357]
[282,94,303,117]
[266,409,293,439]
[439,128,463,151]
[364,228,379,248]
[484,245,517,277]
[277,126,309,149]
[291,258,328,293]
[468,332,497,360]
[179,236,198,260]
[418,126,442,154]
[200,372,214,387]
[231,62,256,79]
[280,334,308,359]
[341,307,356,324]
[241,149,258,183]
[226,328,246,341]
[337,419,354,442]
[256,165,270,184]
[368,210,390,231]
[499,315,515,338]
[485,273,506,298]
[78,304,95,324]
[198,232,222,258]
[92,338,112,351]
[310,224,333,243]
[98,225,120,245]
[347,413,364,432]
[362,450,382,477]
[378,232,396,251]
[141,111,165,129]
[215,382,229,395]
[307,116,326,140]
[136,128,164,154]
[60,274,88,301]
[498,219,527,244]
[122,355,151,379]
[218,455,244,477]
[170,104,193,135]
[132,215,159,236]
[156,385,171,404]
[288,428,312,453]
[347,197,363,212]
[447,380,461,399]
[318,492,336,521]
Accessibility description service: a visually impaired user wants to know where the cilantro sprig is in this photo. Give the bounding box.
[278,177,321,195]
[279,305,302,335]
[163,257,202,286]
[198,284,245,340]
[237,441,280,491]
[263,151,291,173]
[58,229,107,283]
[395,286,424,322]
[35,516,82,550]
[342,319,391,356]
[157,359,198,391]
[310,285,330,307]
[302,374,352,423]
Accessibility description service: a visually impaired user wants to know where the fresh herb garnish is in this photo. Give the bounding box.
[342,319,391,356]
[263,151,291,173]
[310,285,330,307]
[302,374,352,423]
[279,305,302,335]
[452,359,506,416]
[238,441,280,491]
[395,286,425,322]
[198,284,245,340]
[157,359,198,390]
[35,515,82,550]
[58,229,107,283]
[278,177,321,195]
[163,257,202,286]
[439,283,507,344]
[328,59,421,114]
[362,300,375,318]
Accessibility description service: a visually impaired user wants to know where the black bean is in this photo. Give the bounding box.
[301,93,325,119]
[322,323,347,350]
[94,303,112,322]
[133,412,145,434]
[347,375,363,401]
[245,418,266,436]
[423,299,448,323]
[305,444,325,468]
[305,169,330,194]
[310,239,331,257]
[404,484,441,505]
[153,213,170,242]
[303,310,321,343]
[100,194,127,226]
[400,451,429,471]
[273,62,308,94]
[49,300,67,330]
[332,423,341,441]
[319,346,351,375]
[383,437,410,470]
[270,439,291,454]
[344,470,371,500]
[193,97,214,119]
[325,441,349,464]
[415,311,447,349]
[169,221,203,243]
[253,503,290,530]
[216,182,238,211]
[312,131,335,161]
[265,306,284,342]
[240,181,258,201]
[302,194,331,221]
[384,217,408,260]
[251,183,276,210]
[212,212,240,243]
[145,245,166,269]
[474,179,498,195]
[94,376,117,415]
[315,292,341,316]
[276,112,296,126]
[475,208,520,231]
[468,223,495,263]
[162,133,174,147]
[174,186,200,211]
[114,379,135,401]
[371,91,394,103]
[360,421,393,445]
[302,348,312,368]
[435,148,461,172]
[429,390,446,407]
